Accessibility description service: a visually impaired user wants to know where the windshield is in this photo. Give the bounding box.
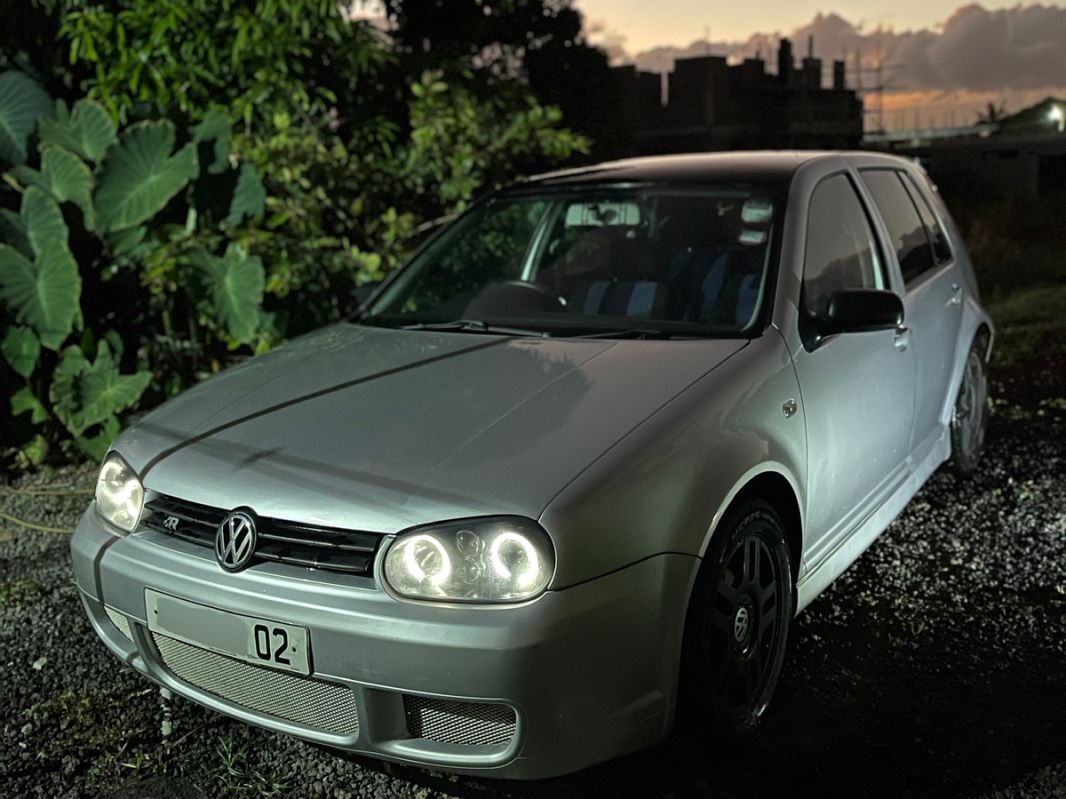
[363,185,784,338]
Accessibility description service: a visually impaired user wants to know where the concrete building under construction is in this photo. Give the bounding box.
[612,37,864,154]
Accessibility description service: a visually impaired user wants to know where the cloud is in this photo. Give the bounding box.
[602,4,1066,95]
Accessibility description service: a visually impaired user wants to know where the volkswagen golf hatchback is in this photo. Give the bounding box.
[73,152,992,779]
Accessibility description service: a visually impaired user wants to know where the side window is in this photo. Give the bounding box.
[860,170,937,285]
[901,173,953,265]
[803,174,886,317]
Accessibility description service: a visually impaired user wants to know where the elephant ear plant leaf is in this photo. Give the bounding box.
[0,70,274,462]
[225,163,266,225]
[0,70,52,165]
[21,184,69,255]
[37,99,116,163]
[10,146,96,228]
[191,244,265,344]
[0,207,31,258]
[191,109,233,175]
[94,120,199,233]
[0,187,81,350]
[49,340,151,458]
[2,326,40,378]
[11,386,49,425]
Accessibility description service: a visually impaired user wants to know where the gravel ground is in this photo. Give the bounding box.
[2,355,1064,799]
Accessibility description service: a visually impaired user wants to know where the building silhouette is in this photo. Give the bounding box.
[612,37,863,154]
[867,97,1066,199]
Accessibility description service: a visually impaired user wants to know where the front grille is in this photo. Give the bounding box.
[404,695,516,747]
[152,633,359,737]
[104,606,132,641]
[142,495,382,576]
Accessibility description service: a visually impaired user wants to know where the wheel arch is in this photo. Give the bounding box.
[674,465,803,731]
[939,295,996,428]
[975,321,993,363]
[697,464,804,591]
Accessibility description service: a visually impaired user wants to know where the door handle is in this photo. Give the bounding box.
[894,325,911,351]
[947,283,963,306]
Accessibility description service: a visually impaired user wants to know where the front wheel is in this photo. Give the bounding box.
[950,341,989,476]
[679,499,794,735]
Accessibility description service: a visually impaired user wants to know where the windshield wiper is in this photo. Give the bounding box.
[399,319,551,337]
[568,326,731,340]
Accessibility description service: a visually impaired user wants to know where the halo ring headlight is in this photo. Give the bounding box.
[384,517,554,603]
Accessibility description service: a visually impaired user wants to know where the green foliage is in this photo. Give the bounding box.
[0,241,80,349]
[226,164,266,226]
[403,71,586,208]
[0,186,81,350]
[10,145,95,227]
[38,99,115,163]
[191,245,265,344]
[0,71,266,459]
[1,326,39,378]
[59,0,388,125]
[0,70,52,164]
[49,341,148,458]
[94,121,199,232]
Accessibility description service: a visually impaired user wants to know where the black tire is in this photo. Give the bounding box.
[679,499,794,736]
[950,340,989,476]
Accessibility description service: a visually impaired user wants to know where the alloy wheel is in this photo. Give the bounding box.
[955,349,988,460]
[706,533,781,717]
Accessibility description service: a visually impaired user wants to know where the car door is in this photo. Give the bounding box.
[858,169,964,458]
[790,172,916,569]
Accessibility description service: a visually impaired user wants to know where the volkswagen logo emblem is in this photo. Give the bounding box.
[733,606,750,643]
[215,511,257,572]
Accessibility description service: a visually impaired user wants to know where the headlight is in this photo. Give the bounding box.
[384,517,554,603]
[94,452,144,533]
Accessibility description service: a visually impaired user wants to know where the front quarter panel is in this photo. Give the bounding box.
[541,331,807,590]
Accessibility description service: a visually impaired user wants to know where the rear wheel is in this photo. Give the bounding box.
[951,341,989,476]
[680,499,793,735]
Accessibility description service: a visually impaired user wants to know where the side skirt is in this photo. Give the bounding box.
[795,428,950,614]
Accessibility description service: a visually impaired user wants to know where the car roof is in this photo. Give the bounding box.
[521,150,916,187]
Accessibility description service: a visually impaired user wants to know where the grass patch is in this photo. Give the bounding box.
[215,733,289,797]
[986,284,1066,367]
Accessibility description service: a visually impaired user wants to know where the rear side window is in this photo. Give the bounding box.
[803,173,886,317]
[860,170,936,285]
[901,174,953,265]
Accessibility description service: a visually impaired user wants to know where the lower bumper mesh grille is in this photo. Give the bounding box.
[152,633,359,737]
[104,606,132,641]
[404,695,516,747]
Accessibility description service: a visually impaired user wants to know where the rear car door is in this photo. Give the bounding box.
[790,172,916,566]
[859,169,964,457]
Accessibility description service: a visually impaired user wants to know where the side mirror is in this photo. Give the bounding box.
[354,280,382,309]
[820,289,903,336]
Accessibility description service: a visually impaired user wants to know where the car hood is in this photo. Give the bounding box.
[117,324,745,532]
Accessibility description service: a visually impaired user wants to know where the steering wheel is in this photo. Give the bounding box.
[499,280,567,312]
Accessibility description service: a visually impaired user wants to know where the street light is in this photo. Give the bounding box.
[1049,104,1065,132]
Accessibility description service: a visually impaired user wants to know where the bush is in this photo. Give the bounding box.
[949,191,1066,295]
[0,77,267,462]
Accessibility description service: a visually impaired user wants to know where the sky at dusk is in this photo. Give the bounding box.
[578,2,1066,130]
[573,0,1026,52]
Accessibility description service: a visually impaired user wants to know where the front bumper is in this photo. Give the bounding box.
[71,506,698,779]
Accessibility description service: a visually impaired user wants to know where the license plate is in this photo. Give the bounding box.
[145,589,311,675]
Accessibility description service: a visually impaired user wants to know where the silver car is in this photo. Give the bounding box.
[72,151,992,779]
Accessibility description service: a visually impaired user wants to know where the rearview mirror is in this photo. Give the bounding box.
[819,289,903,336]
